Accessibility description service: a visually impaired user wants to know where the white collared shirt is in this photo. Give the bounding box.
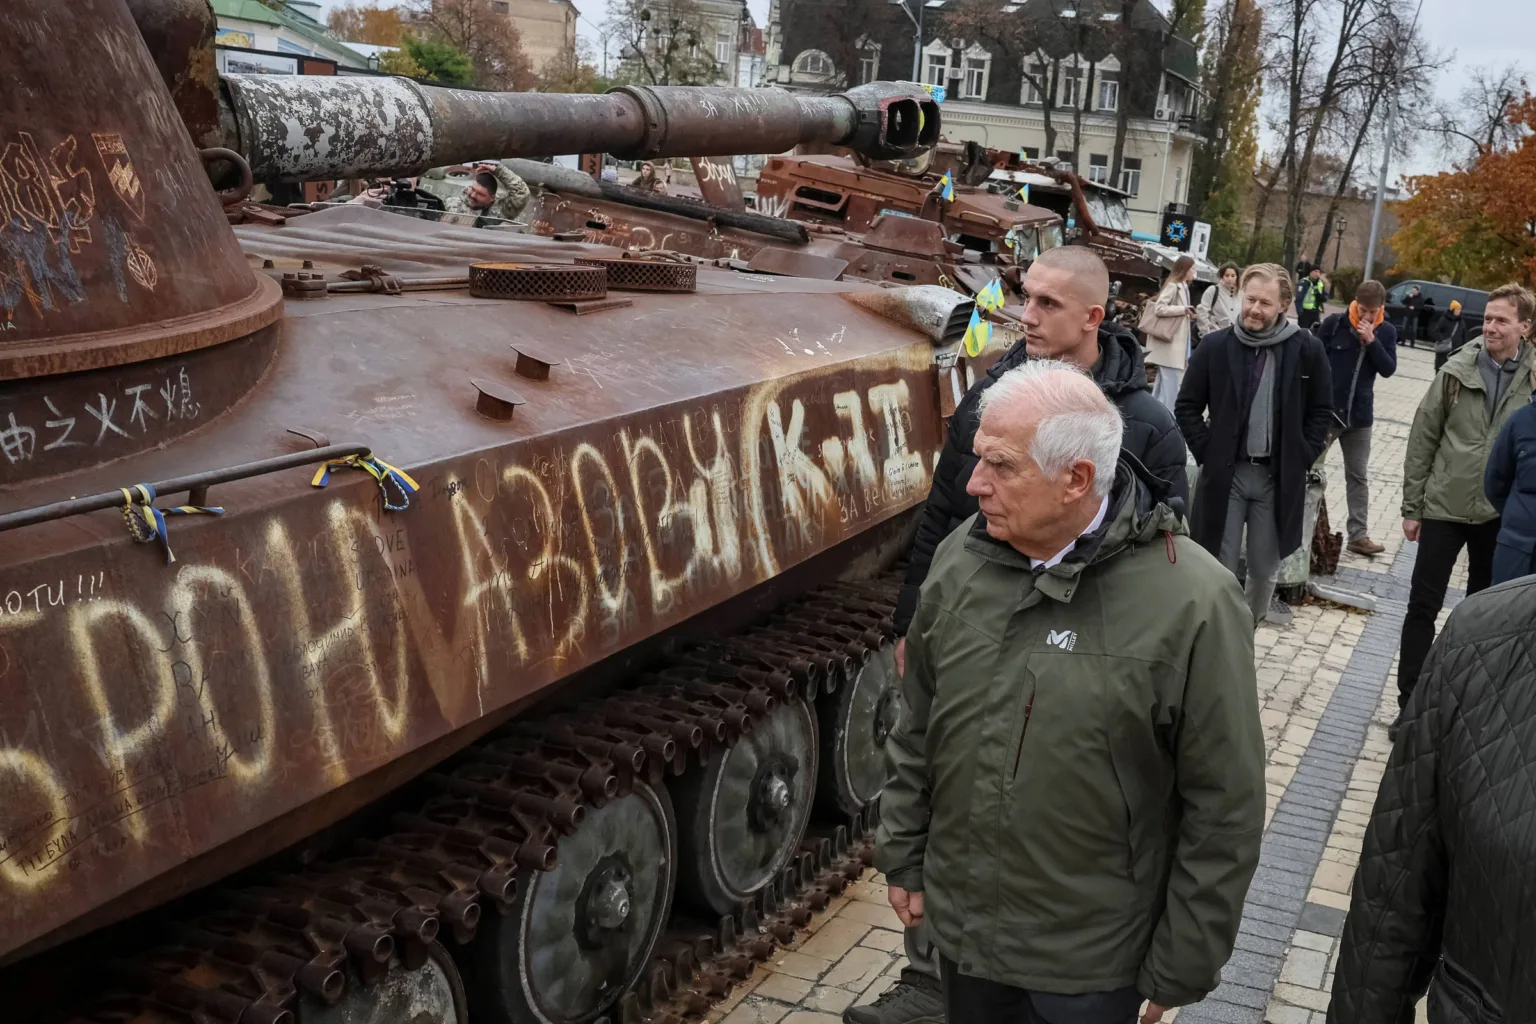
[1030,496,1110,571]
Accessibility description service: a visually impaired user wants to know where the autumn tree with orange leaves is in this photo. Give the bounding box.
[1391,94,1536,288]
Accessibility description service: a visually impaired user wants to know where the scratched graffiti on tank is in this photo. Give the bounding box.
[0,355,937,949]
[0,129,162,334]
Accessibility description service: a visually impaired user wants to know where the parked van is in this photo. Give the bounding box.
[1386,280,1489,346]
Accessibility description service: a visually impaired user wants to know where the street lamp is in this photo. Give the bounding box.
[890,0,947,84]
[1333,215,1347,272]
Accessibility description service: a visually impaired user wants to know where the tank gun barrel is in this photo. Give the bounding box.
[219,77,942,184]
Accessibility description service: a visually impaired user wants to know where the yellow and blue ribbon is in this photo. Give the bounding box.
[119,483,225,564]
[936,171,955,203]
[312,453,420,512]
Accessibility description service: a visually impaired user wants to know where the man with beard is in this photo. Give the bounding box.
[1176,263,1333,627]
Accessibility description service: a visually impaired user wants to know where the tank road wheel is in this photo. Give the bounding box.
[673,696,819,916]
[301,942,468,1024]
[471,781,677,1024]
[816,640,901,818]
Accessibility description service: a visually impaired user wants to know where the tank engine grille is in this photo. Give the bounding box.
[574,258,698,294]
[469,263,608,302]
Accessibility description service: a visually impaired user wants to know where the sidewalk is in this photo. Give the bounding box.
[706,344,1451,1024]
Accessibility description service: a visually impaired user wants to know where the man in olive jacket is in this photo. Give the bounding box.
[876,360,1264,1023]
[1398,283,1536,723]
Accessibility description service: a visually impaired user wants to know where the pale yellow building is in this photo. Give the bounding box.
[492,0,579,75]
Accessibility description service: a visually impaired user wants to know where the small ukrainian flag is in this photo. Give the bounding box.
[976,279,1006,312]
[1018,184,1030,204]
[937,171,955,202]
[962,307,992,357]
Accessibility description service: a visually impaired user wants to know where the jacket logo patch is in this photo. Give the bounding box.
[1046,629,1078,651]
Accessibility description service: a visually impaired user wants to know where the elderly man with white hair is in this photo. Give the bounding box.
[875,360,1265,1024]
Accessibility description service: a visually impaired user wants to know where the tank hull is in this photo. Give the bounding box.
[0,213,946,965]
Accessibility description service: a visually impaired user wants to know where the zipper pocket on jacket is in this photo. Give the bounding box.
[1436,955,1502,1022]
[1011,685,1037,779]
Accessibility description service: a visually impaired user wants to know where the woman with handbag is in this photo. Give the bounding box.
[1142,255,1199,411]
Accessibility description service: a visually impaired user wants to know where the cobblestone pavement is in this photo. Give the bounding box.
[706,344,1453,1024]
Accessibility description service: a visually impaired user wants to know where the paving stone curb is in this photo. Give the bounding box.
[1177,550,1416,1024]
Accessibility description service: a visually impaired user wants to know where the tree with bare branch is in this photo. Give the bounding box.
[607,0,721,86]
[1423,65,1528,161]
[1307,11,1439,268]
[941,0,1073,157]
[1279,0,1390,269]
[403,0,536,90]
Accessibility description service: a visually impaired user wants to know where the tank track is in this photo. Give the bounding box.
[63,578,901,1024]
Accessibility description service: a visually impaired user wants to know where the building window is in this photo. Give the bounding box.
[1097,75,1118,111]
[1022,62,1046,104]
[957,44,990,100]
[1120,157,1142,197]
[1056,150,1074,168]
[1021,146,1040,160]
[491,0,508,10]
[925,53,948,87]
[1088,153,1108,183]
[1061,69,1082,108]
[860,52,879,83]
[856,39,881,84]
[793,49,835,79]
[715,32,731,65]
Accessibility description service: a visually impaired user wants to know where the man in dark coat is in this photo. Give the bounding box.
[1175,263,1334,626]
[1315,279,1397,555]
[1328,576,1536,1024]
[851,245,1189,1024]
[1402,285,1423,345]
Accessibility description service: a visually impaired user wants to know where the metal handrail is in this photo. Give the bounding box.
[0,443,373,534]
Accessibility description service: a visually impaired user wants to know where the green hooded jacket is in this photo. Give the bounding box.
[875,467,1264,1007]
[1402,340,1536,524]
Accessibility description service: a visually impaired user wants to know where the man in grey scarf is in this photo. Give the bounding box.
[1177,264,1335,626]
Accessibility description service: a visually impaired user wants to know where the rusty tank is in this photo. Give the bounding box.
[514,143,1062,297]
[0,3,1002,1024]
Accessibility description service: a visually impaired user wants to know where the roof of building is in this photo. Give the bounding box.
[212,0,370,66]
[340,41,400,59]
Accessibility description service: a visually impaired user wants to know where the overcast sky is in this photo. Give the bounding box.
[303,0,1525,181]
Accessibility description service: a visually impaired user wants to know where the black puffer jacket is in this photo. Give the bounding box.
[1328,577,1536,1024]
[892,325,1189,634]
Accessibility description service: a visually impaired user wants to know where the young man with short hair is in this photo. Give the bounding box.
[1314,280,1398,555]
